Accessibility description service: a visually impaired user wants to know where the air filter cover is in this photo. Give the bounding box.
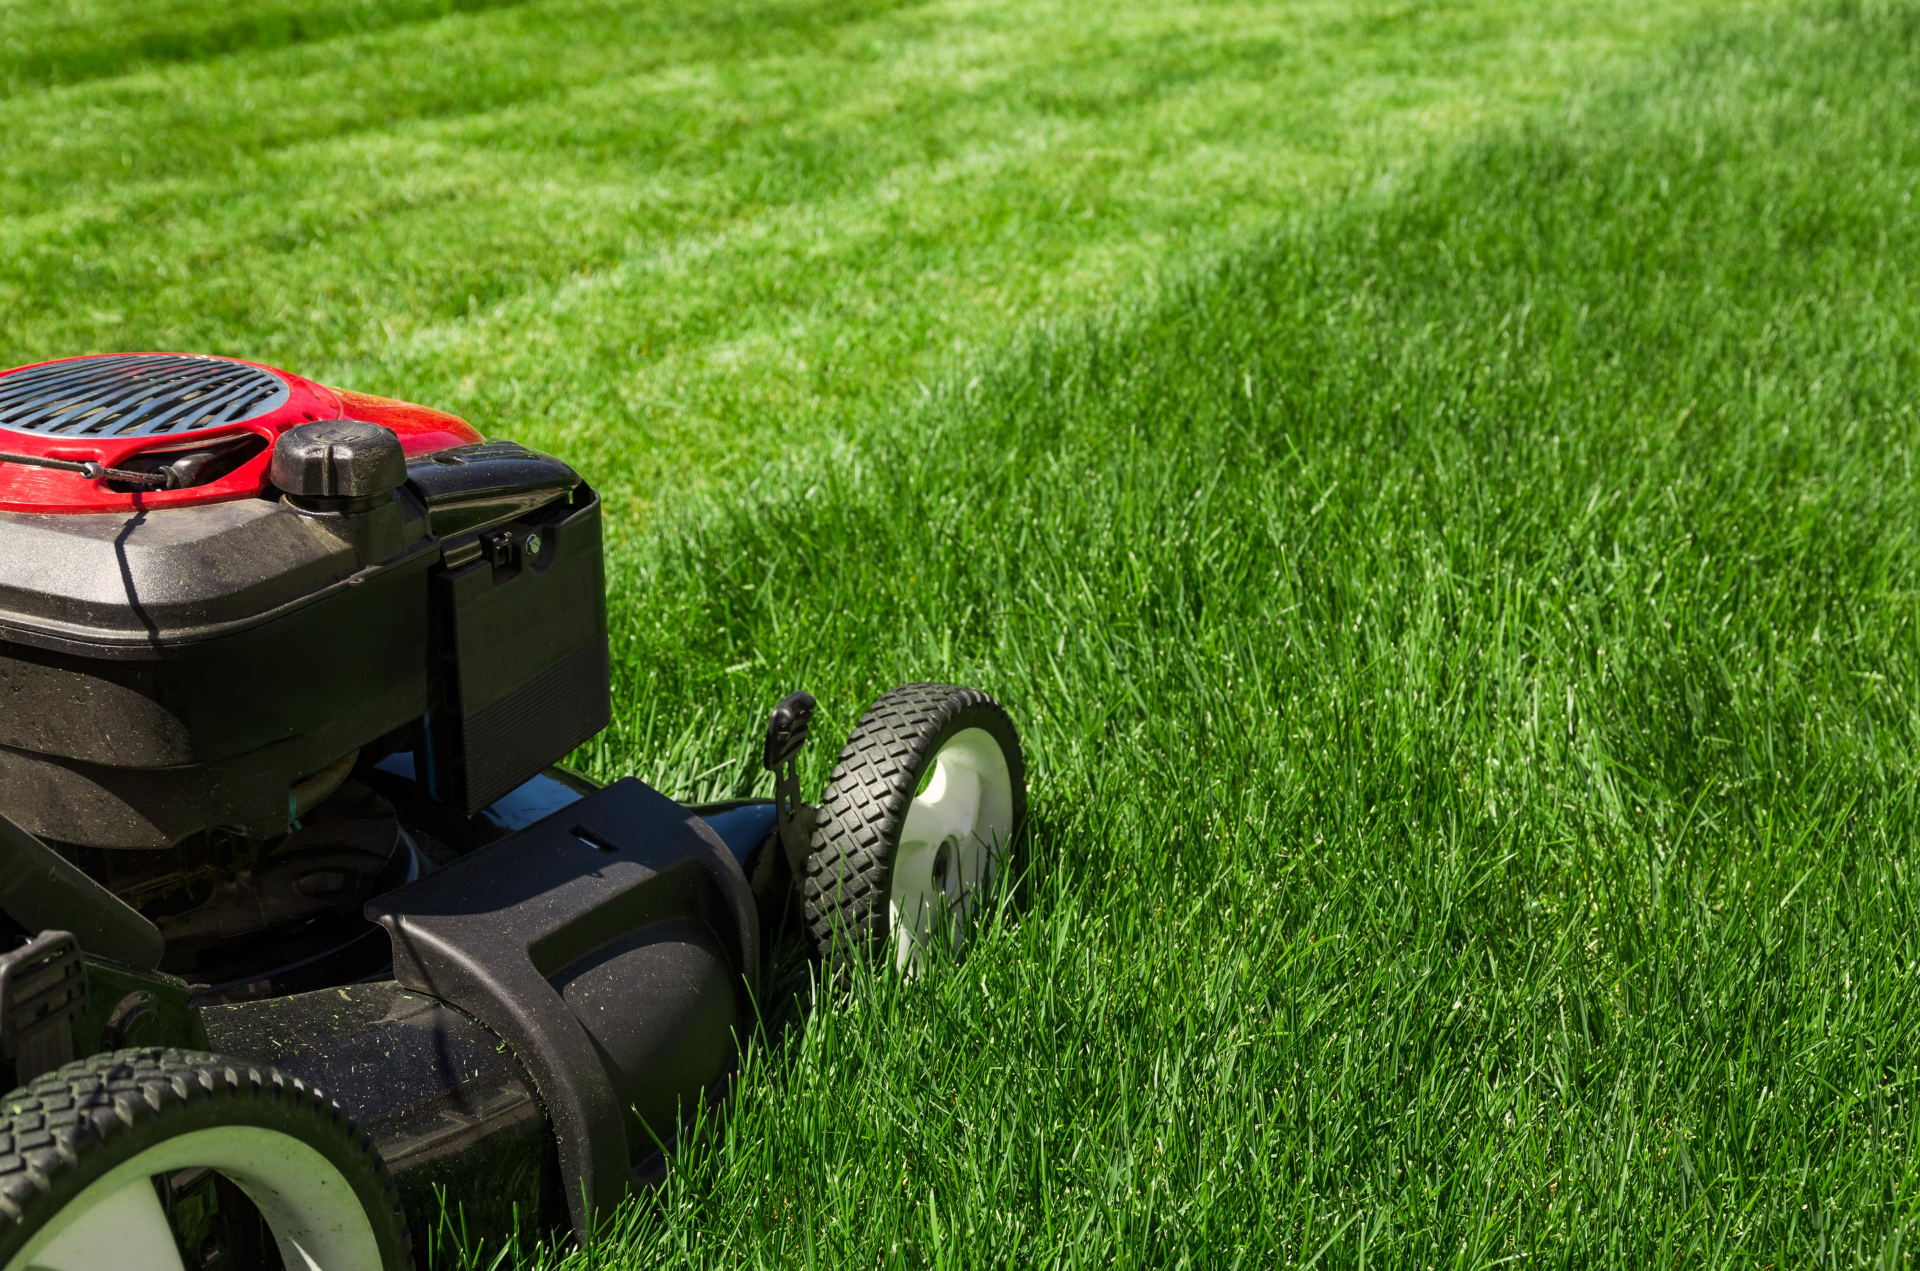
[0,353,290,439]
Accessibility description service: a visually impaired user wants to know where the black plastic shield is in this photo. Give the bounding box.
[365,777,758,1237]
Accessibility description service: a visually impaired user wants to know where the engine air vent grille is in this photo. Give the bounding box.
[0,355,291,439]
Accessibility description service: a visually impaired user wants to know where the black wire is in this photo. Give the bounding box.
[0,451,171,490]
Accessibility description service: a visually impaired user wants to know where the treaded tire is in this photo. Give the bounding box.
[0,1047,412,1270]
[803,683,1026,968]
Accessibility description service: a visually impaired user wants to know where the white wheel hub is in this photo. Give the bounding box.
[7,1125,383,1271]
[888,727,1018,974]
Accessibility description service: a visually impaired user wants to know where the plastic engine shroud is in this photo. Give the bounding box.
[0,353,482,512]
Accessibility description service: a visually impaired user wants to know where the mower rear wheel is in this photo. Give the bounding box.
[803,683,1026,974]
[0,1048,411,1271]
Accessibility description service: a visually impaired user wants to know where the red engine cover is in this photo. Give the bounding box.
[0,353,484,513]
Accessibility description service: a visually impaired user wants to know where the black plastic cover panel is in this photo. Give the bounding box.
[366,777,758,1238]
[429,491,609,814]
[406,441,579,539]
[0,495,430,652]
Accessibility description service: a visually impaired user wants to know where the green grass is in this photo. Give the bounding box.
[1,0,1731,509]
[533,2,1913,1265]
[11,0,1920,1265]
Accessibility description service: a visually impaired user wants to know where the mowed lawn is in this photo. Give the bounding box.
[3,0,1726,507]
[10,0,1920,1267]
[575,4,1920,1266]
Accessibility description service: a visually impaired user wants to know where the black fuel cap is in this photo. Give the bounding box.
[271,419,405,506]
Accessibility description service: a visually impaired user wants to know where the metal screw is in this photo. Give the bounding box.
[524,532,543,558]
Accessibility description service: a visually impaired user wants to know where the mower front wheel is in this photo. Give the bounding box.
[802,683,1026,974]
[0,1048,412,1271]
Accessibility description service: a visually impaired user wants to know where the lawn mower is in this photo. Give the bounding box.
[0,352,1026,1270]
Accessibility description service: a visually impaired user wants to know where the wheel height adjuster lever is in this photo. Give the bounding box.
[763,690,818,876]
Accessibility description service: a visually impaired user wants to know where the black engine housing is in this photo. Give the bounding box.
[0,441,611,848]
